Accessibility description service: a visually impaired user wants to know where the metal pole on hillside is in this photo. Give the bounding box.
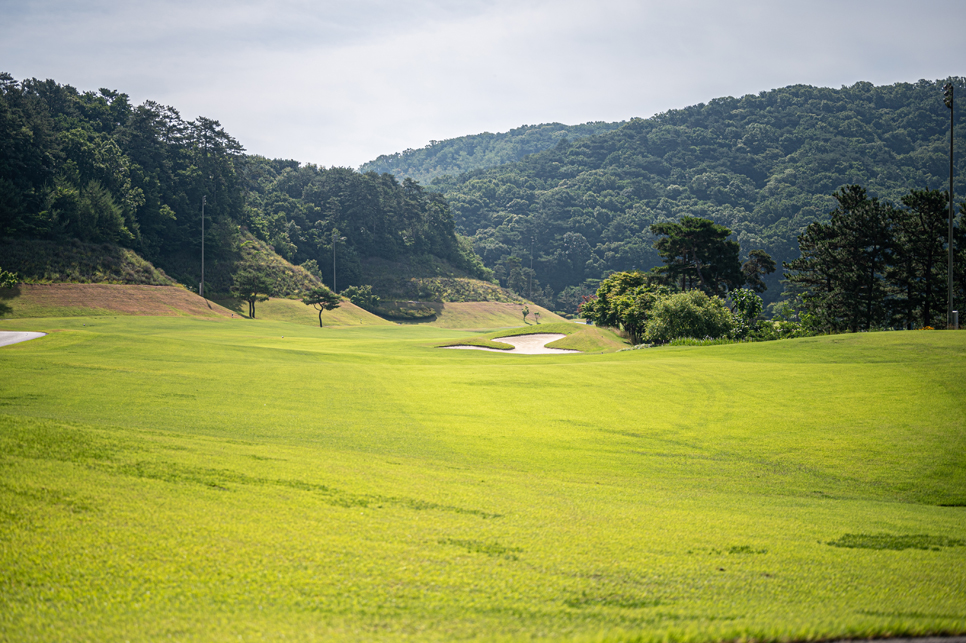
[529,237,534,300]
[332,229,346,293]
[200,195,206,298]
[944,83,955,328]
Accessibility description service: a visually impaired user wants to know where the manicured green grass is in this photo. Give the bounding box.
[1,317,965,642]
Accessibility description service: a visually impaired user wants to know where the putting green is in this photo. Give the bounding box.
[0,316,964,642]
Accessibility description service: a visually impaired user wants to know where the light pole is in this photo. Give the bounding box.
[332,228,346,293]
[200,195,206,298]
[944,83,955,328]
[528,236,534,300]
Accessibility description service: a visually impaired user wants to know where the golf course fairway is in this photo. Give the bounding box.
[0,315,964,642]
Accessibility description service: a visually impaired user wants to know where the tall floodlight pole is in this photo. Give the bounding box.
[200,195,206,298]
[529,237,534,300]
[332,229,346,293]
[944,83,955,328]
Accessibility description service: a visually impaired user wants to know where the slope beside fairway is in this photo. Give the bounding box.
[0,317,964,642]
[0,283,235,318]
[417,301,566,328]
[212,295,394,326]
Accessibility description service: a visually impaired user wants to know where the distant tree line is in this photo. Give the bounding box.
[0,73,488,294]
[241,159,489,289]
[784,185,965,332]
[580,217,776,343]
[359,121,624,185]
[426,79,966,311]
[583,182,965,343]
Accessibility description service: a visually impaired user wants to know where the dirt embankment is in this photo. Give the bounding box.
[0,284,235,319]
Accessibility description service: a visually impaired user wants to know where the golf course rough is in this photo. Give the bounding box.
[0,315,964,642]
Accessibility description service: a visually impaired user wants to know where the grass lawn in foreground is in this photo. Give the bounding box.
[0,316,964,642]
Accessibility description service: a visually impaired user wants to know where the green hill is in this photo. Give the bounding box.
[430,79,966,306]
[359,121,625,185]
[0,73,492,300]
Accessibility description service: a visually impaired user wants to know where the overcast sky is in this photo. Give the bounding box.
[2,0,964,169]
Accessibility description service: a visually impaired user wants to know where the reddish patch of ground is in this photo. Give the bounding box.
[7,284,235,317]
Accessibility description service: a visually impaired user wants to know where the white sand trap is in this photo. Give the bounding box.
[0,331,46,347]
[443,333,579,355]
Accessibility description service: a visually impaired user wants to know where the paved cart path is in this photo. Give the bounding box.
[0,331,46,347]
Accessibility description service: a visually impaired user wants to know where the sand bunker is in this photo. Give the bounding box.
[0,331,46,347]
[443,333,579,355]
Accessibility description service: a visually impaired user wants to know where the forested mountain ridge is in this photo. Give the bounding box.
[359,121,625,185]
[429,79,966,307]
[0,73,489,297]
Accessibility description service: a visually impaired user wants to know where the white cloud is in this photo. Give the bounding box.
[2,0,964,168]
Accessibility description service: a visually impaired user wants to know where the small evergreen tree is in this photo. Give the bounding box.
[302,286,340,327]
[231,269,273,318]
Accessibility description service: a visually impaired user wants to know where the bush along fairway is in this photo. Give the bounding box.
[0,316,965,642]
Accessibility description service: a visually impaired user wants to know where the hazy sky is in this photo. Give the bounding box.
[2,0,964,168]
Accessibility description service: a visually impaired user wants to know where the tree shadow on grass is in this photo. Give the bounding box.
[210,297,251,319]
[0,286,21,317]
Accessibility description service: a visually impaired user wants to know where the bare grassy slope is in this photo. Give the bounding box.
[0,284,235,319]
[413,301,566,329]
[213,296,394,327]
[0,240,177,286]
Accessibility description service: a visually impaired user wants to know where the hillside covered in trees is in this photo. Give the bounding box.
[0,73,488,296]
[359,121,624,185]
[427,79,965,308]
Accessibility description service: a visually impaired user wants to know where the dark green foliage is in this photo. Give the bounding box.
[0,73,489,297]
[730,288,763,339]
[890,189,950,328]
[370,300,440,320]
[752,320,814,341]
[651,216,744,295]
[231,268,273,318]
[580,270,670,344]
[0,239,175,285]
[784,186,894,332]
[241,160,490,288]
[644,290,735,343]
[742,249,777,293]
[784,185,964,332]
[433,79,966,305]
[340,284,378,311]
[360,121,624,184]
[302,285,341,327]
[0,268,19,288]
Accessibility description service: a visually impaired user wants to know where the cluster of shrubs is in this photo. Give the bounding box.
[582,271,816,347]
[636,289,813,345]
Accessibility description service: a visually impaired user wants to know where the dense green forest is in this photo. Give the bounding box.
[425,79,965,308]
[0,73,487,296]
[785,185,966,332]
[4,74,964,312]
[359,122,624,185]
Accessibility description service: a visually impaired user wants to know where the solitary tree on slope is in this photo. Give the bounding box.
[302,286,341,328]
[231,269,273,319]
